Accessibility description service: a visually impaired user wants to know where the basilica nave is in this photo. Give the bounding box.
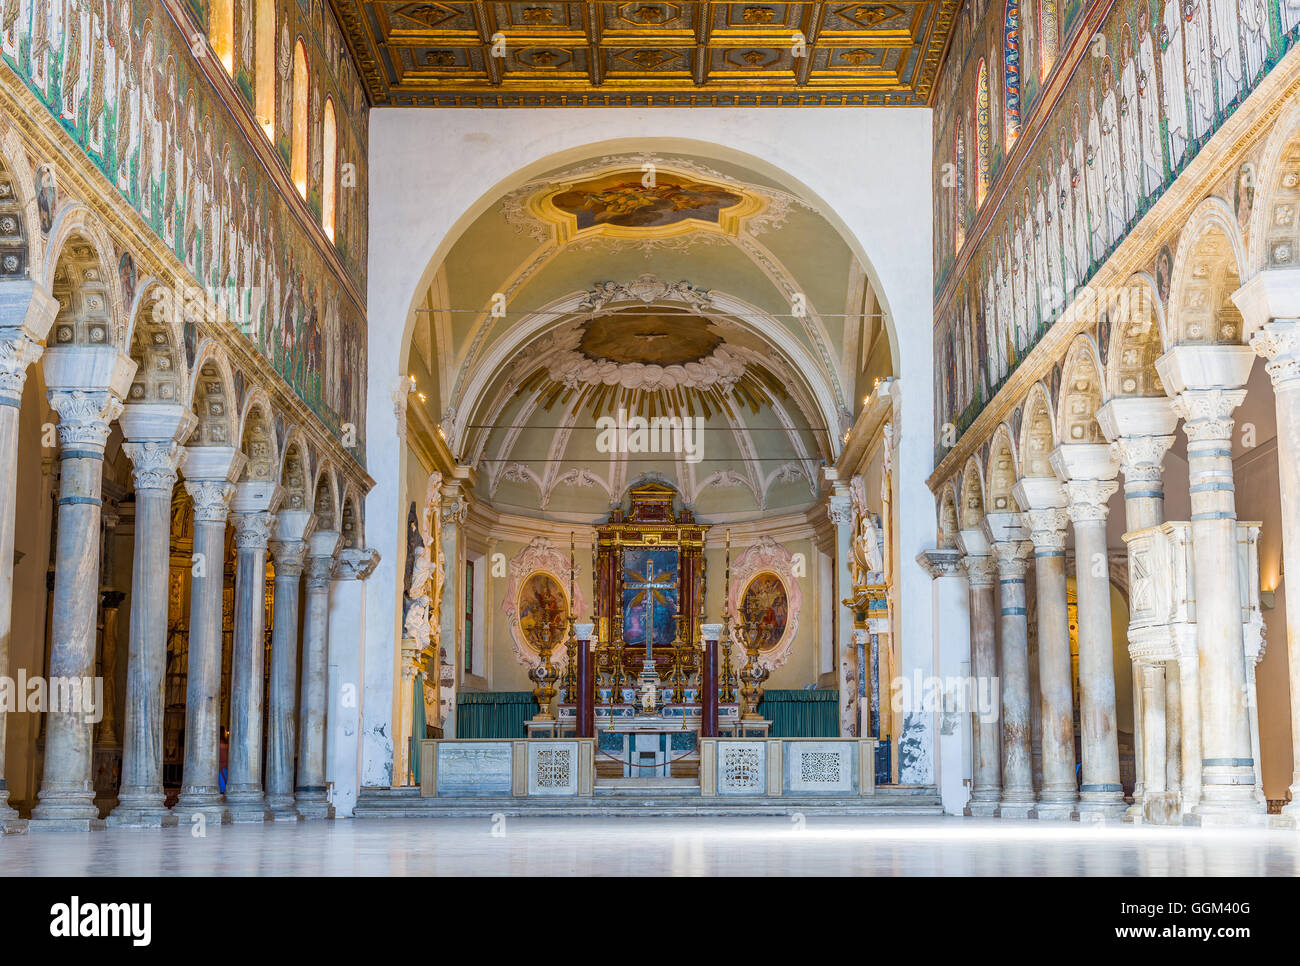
[1,0,1300,892]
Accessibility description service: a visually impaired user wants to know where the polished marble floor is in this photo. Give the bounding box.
[2,816,1298,876]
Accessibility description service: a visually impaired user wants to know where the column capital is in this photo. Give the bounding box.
[1022,506,1070,549]
[0,330,43,403]
[961,553,997,588]
[1097,396,1179,440]
[1050,442,1119,484]
[333,546,380,581]
[185,479,236,523]
[990,539,1032,577]
[122,439,187,492]
[1112,434,1175,483]
[827,491,853,527]
[48,389,124,454]
[1170,388,1247,442]
[1249,320,1300,391]
[915,547,965,579]
[305,554,336,590]
[231,510,276,551]
[269,539,308,577]
[1063,479,1118,524]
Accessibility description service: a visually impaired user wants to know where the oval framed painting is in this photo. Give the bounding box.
[517,571,570,652]
[738,571,791,654]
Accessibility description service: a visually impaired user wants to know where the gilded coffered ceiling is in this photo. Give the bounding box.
[331,1,959,107]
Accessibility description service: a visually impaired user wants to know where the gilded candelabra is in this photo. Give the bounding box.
[719,613,738,704]
[529,616,562,720]
[607,611,627,704]
[736,616,769,720]
[560,613,578,702]
[668,614,688,704]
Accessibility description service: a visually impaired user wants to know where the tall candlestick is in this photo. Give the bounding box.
[569,531,575,613]
[592,532,597,622]
[725,528,731,617]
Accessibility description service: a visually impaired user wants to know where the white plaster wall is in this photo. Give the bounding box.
[364,108,936,789]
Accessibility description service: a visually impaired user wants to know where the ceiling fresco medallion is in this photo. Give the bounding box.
[530,169,763,243]
[579,311,724,366]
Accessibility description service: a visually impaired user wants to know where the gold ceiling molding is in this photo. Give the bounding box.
[330,0,958,106]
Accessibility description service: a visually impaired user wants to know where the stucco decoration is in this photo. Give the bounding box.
[726,535,803,670]
[502,536,587,668]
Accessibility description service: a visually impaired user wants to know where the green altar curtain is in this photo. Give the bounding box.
[756,690,839,738]
[409,673,427,784]
[456,691,537,739]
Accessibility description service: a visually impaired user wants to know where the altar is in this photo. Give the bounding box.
[525,483,773,778]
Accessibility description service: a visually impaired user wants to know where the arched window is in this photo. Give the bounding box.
[1038,0,1059,78]
[255,0,275,137]
[210,0,234,73]
[291,40,308,198]
[322,97,337,241]
[1004,0,1022,146]
[954,123,967,252]
[976,59,991,207]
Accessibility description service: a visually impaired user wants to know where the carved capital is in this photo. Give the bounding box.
[990,540,1032,577]
[184,479,236,524]
[48,390,123,454]
[442,493,468,526]
[0,332,43,401]
[1063,479,1117,524]
[961,554,998,588]
[232,510,276,551]
[122,439,186,492]
[334,546,381,580]
[916,548,965,579]
[1250,323,1300,391]
[1022,507,1070,550]
[1171,388,1247,442]
[270,539,308,577]
[827,493,853,526]
[1112,435,1174,483]
[305,554,335,590]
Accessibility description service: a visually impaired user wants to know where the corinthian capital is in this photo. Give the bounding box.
[1063,479,1118,524]
[961,554,998,588]
[48,390,124,453]
[232,510,276,551]
[0,332,43,401]
[122,439,187,492]
[1171,388,1247,442]
[827,493,852,526]
[1022,507,1069,550]
[1112,435,1174,483]
[185,479,236,523]
[1250,321,1300,391]
[305,554,336,590]
[990,540,1032,577]
[270,539,308,577]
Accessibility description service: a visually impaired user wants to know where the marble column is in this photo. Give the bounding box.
[1053,442,1126,820]
[0,296,54,827]
[985,511,1033,819]
[1246,321,1300,824]
[916,548,970,816]
[174,446,244,824]
[327,547,379,818]
[1099,397,1177,821]
[1235,275,1300,825]
[107,405,194,828]
[1141,663,1167,803]
[297,530,340,819]
[266,531,309,820]
[1015,478,1077,820]
[437,486,468,737]
[29,380,129,829]
[828,483,856,737]
[224,498,279,823]
[960,530,1000,817]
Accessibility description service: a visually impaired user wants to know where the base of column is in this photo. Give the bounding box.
[29,788,104,830]
[1034,800,1077,821]
[997,800,1037,819]
[964,795,1000,818]
[1185,801,1268,828]
[224,787,271,823]
[0,790,18,822]
[107,790,176,827]
[266,793,302,822]
[1124,799,1144,822]
[295,791,334,820]
[1138,793,1181,826]
[1076,792,1127,823]
[174,788,230,826]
